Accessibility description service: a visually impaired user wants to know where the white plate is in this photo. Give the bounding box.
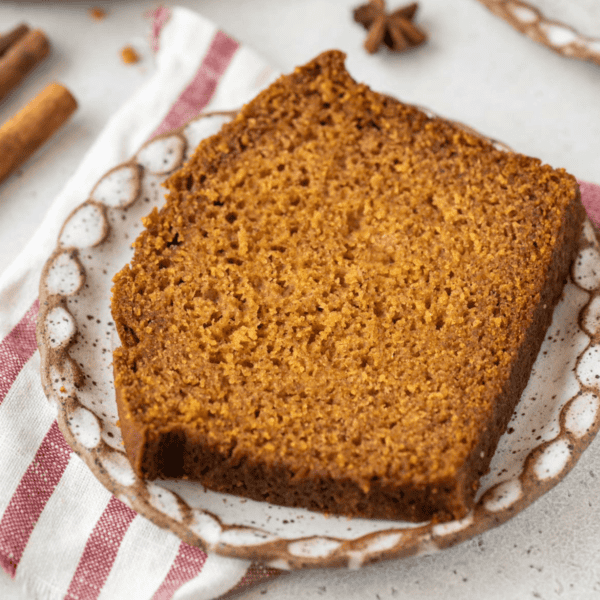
[476,0,600,66]
[37,111,600,570]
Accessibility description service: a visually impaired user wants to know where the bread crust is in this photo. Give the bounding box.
[113,51,585,522]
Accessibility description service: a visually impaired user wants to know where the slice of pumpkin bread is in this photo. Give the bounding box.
[111,50,584,522]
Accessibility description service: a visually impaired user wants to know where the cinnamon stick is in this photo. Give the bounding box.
[0,24,30,57]
[0,29,50,104]
[0,83,77,185]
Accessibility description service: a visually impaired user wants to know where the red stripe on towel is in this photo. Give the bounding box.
[0,420,71,576]
[224,563,282,597]
[151,30,239,138]
[0,300,39,405]
[149,6,172,53]
[579,180,600,228]
[64,496,137,600]
[151,543,208,600]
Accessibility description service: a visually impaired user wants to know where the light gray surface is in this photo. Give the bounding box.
[0,1,599,598]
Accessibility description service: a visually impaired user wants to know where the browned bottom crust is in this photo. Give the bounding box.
[116,187,585,523]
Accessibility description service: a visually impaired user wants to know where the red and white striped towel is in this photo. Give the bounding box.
[0,7,281,600]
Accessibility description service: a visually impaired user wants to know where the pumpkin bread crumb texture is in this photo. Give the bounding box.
[111,50,584,522]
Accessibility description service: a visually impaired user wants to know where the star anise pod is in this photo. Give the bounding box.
[353,1,427,54]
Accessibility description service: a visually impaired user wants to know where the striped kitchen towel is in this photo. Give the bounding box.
[0,7,281,600]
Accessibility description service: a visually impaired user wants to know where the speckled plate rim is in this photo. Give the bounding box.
[36,110,600,570]
[476,0,600,66]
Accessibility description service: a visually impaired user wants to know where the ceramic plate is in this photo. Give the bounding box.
[476,0,600,66]
[37,111,600,570]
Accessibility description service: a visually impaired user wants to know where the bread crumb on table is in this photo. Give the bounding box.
[89,7,107,21]
[120,46,140,65]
